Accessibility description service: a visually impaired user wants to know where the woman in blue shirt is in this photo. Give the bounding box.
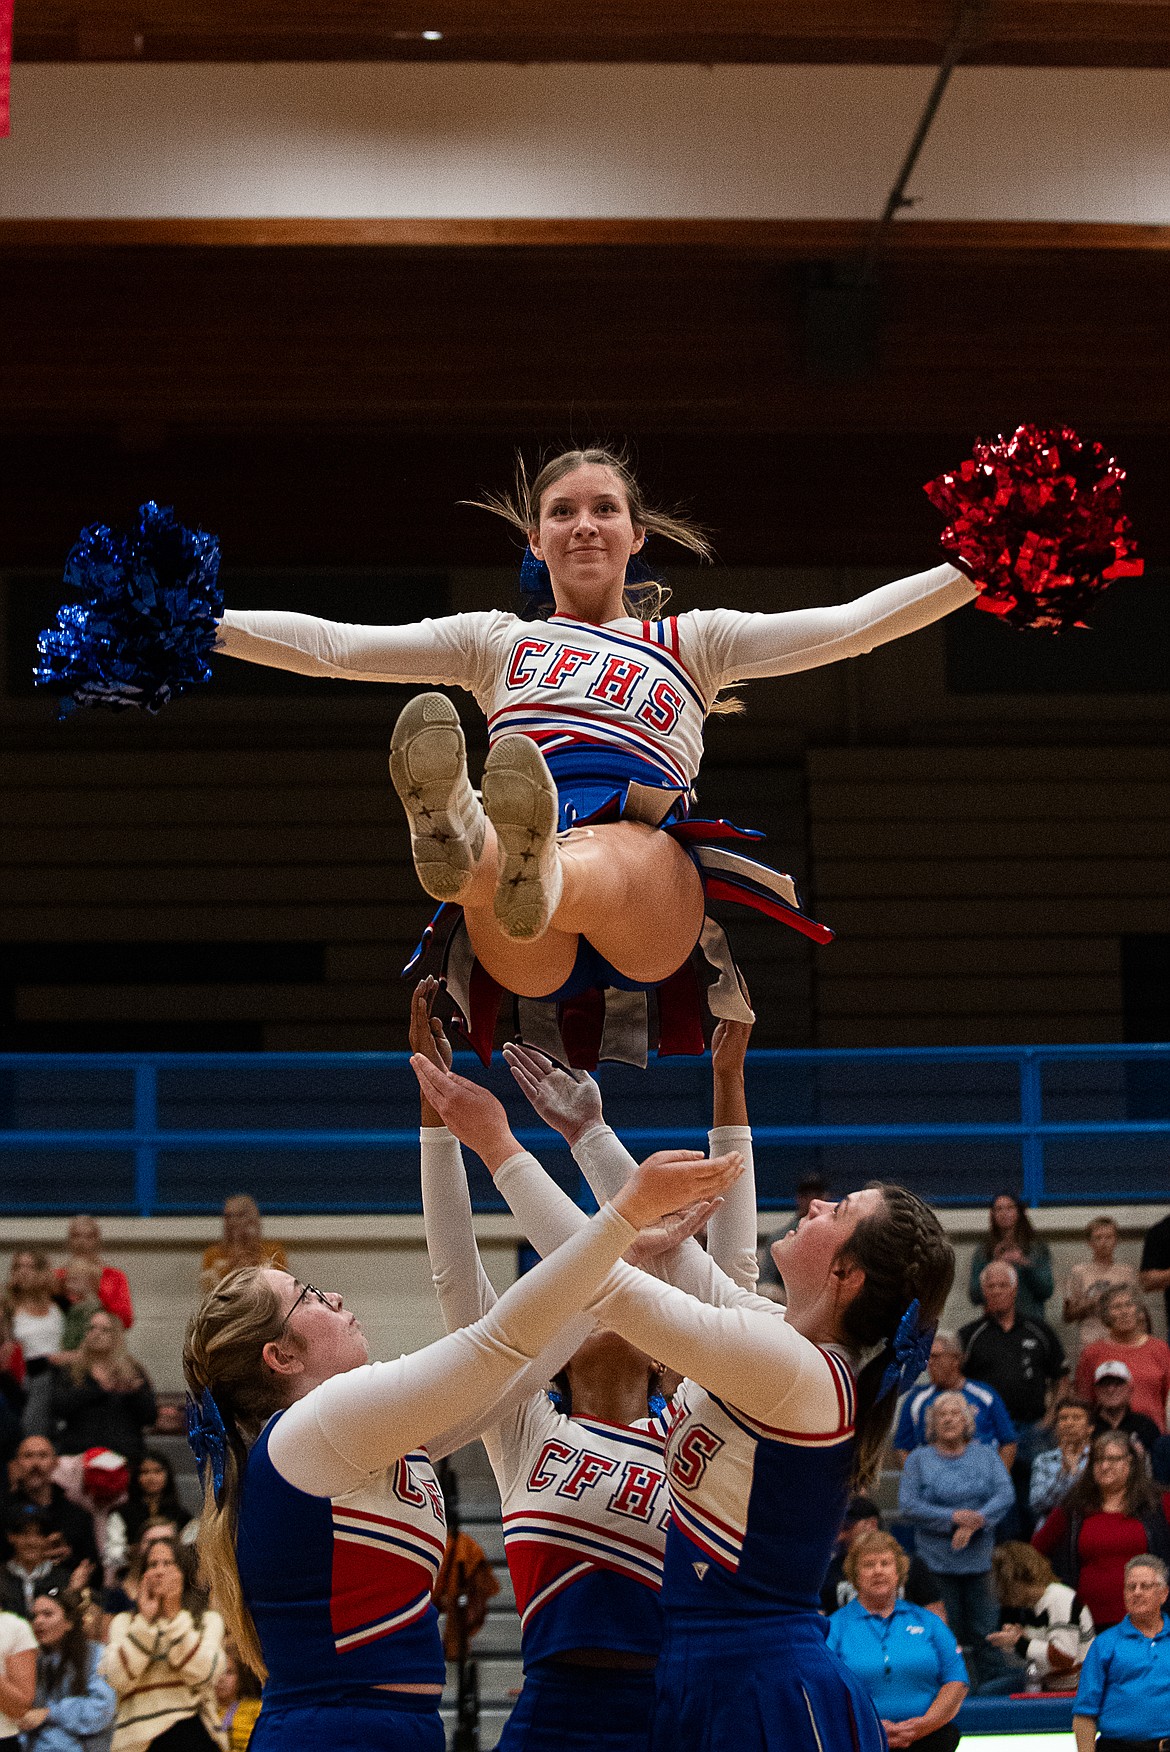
[898,1391,1015,1688]
[827,1531,968,1752]
[19,1587,115,1752]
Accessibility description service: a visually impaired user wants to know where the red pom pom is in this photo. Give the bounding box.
[924,424,1143,632]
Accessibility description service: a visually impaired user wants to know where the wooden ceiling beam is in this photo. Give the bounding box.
[15,2,1170,67]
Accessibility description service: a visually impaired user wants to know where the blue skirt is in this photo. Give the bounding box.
[250,1692,444,1752]
[499,1661,657,1752]
[651,1611,885,1752]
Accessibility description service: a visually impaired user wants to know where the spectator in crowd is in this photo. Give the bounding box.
[1063,1216,1140,1356]
[106,1455,190,1565]
[1030,1399,1095,1522]
[0,1512,71,1621]
[984,1541,1095,1696]
[0,1604,36,1749]
[213,1644,261,1751]
[19,1585,116,1752]
[1073,1554,1170,1752]
[1076,1287,1170,1435]
[969,1194,1054,1322]
[0,1313,26,1422]
[894,1330,1017,1471]
[1091,1359,1163,1454]
[960,1260,1067,1520]
[4,1256,66,1442]
[821,1495,944,1618]
[1033,1430,1170,1629]
[48,1314,155,1466]
[54,1219,133,1334]
[1140,1210,1170,1336]
[754,1174,828,1303]
[102,1537,224,1751]
[826,1530,969,1752]
[1,1440,100,1579]
[199,1197,287,1292]
[898,1392,1015,1687]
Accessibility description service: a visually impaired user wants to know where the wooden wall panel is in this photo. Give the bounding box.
[806,745,1170,1047]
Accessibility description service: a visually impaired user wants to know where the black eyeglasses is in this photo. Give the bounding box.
[277,1281,331,1338]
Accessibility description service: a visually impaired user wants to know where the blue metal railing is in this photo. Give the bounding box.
[1,1044,1168,1215]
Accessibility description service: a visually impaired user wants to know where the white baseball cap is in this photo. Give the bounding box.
[1094,1360,1133,1384]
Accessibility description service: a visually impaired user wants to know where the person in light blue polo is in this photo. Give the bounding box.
[893,1330,1017,1470]
[827,1530,968,1752]
[1074,1553,1170,1752]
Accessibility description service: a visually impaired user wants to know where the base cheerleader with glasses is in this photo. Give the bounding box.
[179,1144,740,1752]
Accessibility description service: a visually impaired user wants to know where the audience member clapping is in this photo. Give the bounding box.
[826,1530,969,1752]
[1029,1399,1094,1521]
[4,1254,67,1441]
[1089,1358,1162,1453]
[820,1496,944,1618]
[1073,1555,1170,1752]
[54,1218,133,1334]
[898,1391,1015,1687]
[1076,1286,1170,1435]
[893,1331,1016,1472]
[1063,1216,1139,1354]
[20,1585,116,1752]
[982,1541,1095,1695]
[2,1438,100,1578]
[48,1313,155,1465]
[0,1510,72,1620]
[102,1538,224,1751]
[1033,1430,1170,1628]
[200,1197,287,1291]
[969,1194,1054,1322]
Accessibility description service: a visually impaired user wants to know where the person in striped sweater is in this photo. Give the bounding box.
[102,1538,224,1751]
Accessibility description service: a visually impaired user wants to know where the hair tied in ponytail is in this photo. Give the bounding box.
[876,1299,935,1403]
[186,1388,228,1504]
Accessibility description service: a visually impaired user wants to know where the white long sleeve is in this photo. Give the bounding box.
[495,1151,844,1432]
[215,607,501,695]
[269,1198,636,1496]
[678,563,975,693]
[418,1125,594,1471]
[707,1124,760,1292]
[571,1123,773,1312]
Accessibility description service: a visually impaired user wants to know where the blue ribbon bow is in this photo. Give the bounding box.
[519,541,654,609]
[877,1298,935,1403]
[185,1388,228,1505]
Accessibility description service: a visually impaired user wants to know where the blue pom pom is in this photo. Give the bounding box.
[34,502,223,715]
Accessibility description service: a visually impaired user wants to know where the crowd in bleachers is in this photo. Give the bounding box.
[0,1201,283,1751]
[3,1185,1170,1748]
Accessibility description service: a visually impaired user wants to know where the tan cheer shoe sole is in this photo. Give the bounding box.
[389,693,486,903]
[481,735,563,940]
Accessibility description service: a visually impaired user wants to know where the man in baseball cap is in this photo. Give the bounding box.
[1091,1360,1161,1453]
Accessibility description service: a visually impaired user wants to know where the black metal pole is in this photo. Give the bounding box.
[856,0,985,285]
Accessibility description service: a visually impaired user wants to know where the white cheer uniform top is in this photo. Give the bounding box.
[420,1119,761,1665]
[217,564,973,793]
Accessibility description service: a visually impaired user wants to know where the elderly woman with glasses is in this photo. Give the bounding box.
[898,1390,1015,1687]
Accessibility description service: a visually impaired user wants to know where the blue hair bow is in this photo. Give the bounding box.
[876,1299,935,1403]
[185,1388,228,1505]
[519,541,654,609]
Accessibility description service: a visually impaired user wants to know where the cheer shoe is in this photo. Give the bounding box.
[389,693,486,903]
[481,735,563,940]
